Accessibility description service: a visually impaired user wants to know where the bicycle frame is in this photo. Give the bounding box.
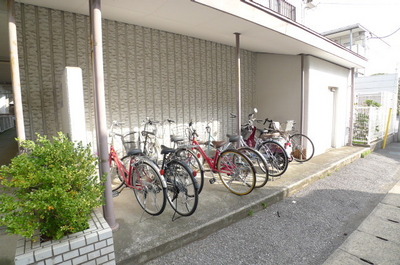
[187,128,245,177]
[109,145,135,188]
[190,138,220,171]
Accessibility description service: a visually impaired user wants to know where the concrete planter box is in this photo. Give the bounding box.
[14,210,115,265]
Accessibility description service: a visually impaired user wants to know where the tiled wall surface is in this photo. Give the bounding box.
[15,3,256,145]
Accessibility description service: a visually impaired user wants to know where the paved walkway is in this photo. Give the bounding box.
[324,179,400,265]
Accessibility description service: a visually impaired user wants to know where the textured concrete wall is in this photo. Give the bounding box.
[15,3,256,145]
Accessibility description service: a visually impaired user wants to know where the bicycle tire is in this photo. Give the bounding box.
[290,133,315,162]
[217,149,256,195]
[174,147,205,194]
[131,159,167,216]
[238,147,269,188]
[110,156,129,191]
[257,140,289,177]
[164,160,199,216]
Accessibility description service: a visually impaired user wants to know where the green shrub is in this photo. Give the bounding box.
[0,132,104,241]
[364,99,381,107]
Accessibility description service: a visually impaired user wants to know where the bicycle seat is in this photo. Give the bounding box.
[161,145,176,155]
[127,149,143,156]
[141,131,155,137]
[212,141,226,148]
[170,135,184,143]
[226,134,240,143]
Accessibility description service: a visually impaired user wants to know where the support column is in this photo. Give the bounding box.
[89,0,118,230]
[235,33,241,135]
[348,67,355,146]
[300,54,305,135]
[8,0,25,147]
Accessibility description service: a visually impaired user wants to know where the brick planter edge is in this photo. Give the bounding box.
[14,209,115,265]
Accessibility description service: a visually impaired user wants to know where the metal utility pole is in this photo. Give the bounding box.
[235,33,241,135]
[89,0,118,230]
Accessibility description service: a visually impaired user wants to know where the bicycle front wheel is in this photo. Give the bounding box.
[175,148,205,194]
[165,160,199,216]
[131,160,167,216]
[110,156,129,191]
[217,150,256,195]
[258,140,289,177]
[238,147,269,188]
[290,133,314,162]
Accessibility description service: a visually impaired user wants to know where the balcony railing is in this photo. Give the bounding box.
[244,0,296,21]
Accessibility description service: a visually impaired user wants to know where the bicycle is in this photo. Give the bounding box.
[263,118,315,162]
[109,121,167,216]
[166,119,205,194]
[241,109,289,177]
[138,117,161,163]
[160,144,199,217]
[110,121,199,217]
[177,122,257,196]
[203,114,269,188]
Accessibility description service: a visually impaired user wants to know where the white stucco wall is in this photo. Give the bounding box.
[255,53,302,126]
[304,56,351,155]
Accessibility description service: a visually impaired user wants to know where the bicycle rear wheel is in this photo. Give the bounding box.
[131,160,167,216]
[238,147,269,188]
[165,160,199,216]
[257,140,289,177]
[290,133,314,162]
[217,149,256,195]
[174,148,205,194]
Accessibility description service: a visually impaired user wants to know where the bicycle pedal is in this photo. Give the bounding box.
[112,190,120,198]
[209,178,216,184]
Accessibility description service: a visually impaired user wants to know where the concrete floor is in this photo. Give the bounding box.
[0,127,18,166]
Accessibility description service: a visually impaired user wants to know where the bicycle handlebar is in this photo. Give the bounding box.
[142,117,160,125]
[263,118,273,125]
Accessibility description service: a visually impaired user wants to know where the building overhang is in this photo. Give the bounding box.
[1,0,367,84]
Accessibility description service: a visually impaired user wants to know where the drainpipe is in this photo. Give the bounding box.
[348,67,355,146]
[7,0,25,147]
[89,0,118,230]
[235,33,241,135]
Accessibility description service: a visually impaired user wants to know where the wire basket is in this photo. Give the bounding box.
[283,120,294,132]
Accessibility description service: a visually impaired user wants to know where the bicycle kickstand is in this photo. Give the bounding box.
[112,185,126,198]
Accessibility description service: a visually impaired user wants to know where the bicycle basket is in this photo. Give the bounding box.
[241,127,253,140]
[123,140,137,152]
[271,121,281,131]
[283,120,294,132]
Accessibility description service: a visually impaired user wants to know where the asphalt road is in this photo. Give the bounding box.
[145,143,400,265]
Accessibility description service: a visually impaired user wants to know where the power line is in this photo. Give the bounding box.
[370,27,400,39]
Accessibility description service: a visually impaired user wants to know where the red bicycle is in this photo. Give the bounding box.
[176,122,256,196]
[110,121,199,217]
[109,121,167,216]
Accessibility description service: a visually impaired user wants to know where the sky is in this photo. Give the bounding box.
[303,0,400,75]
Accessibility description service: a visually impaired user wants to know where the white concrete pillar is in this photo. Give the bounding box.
[61,67,87,145]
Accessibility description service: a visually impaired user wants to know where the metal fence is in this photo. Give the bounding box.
[247,0,296,20]
[0,115,15,133]
[353,107,386,145]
